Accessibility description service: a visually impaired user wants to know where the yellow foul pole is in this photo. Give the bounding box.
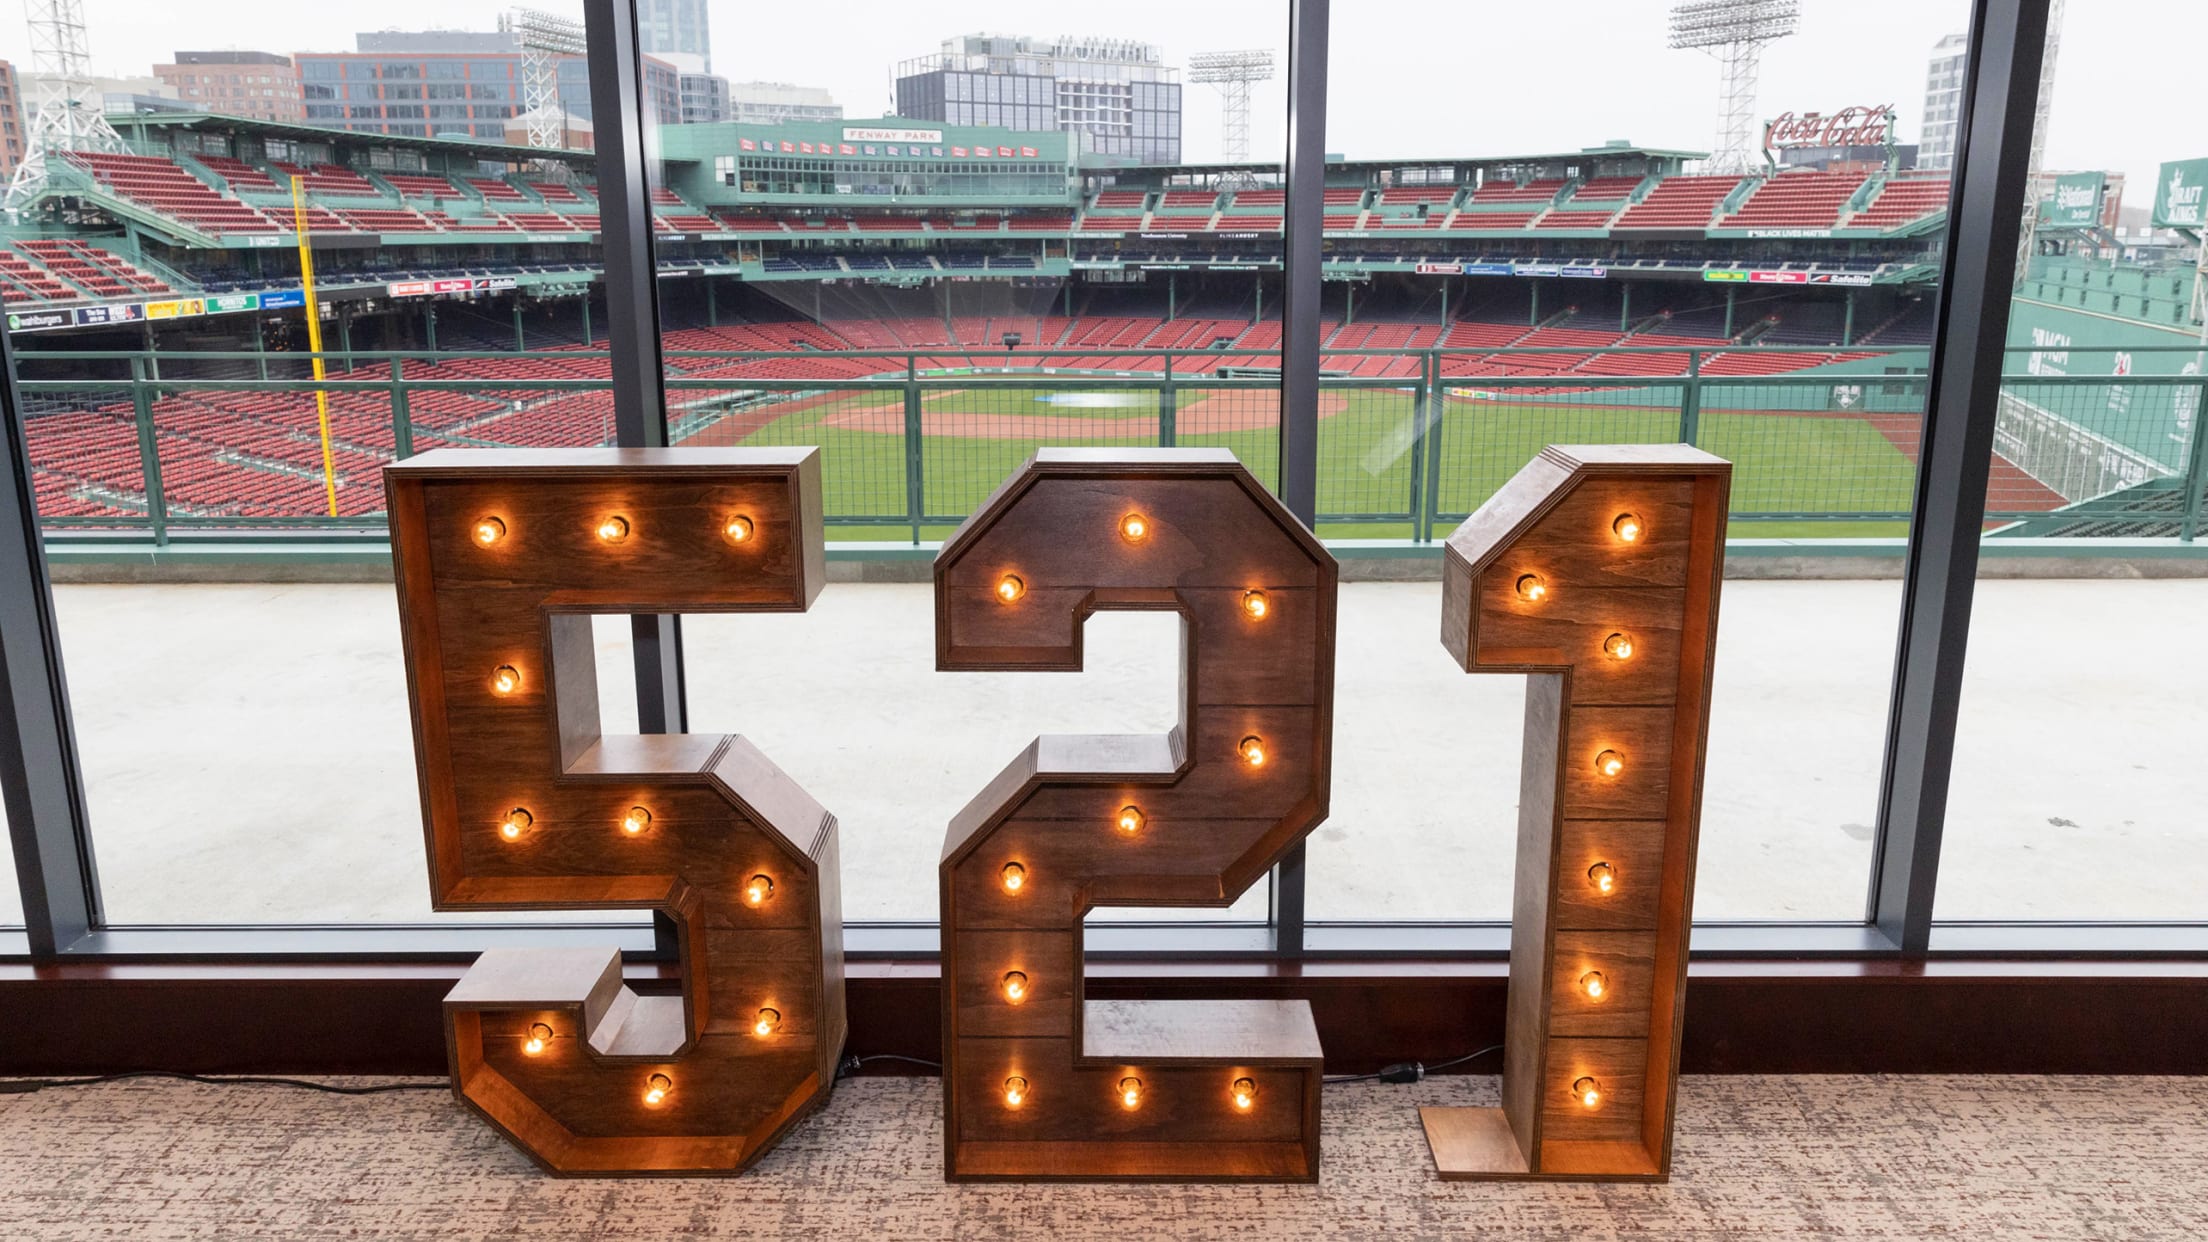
[290,176,339,517]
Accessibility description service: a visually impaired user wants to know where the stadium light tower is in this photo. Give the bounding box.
[501,8,588,152]
[5,0,128,214]
[1668,0,1800,174]
[1189,49,1275,170]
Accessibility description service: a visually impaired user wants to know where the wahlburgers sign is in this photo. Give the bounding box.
[2153,157,2208,229]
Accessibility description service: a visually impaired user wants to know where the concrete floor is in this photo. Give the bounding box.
[3,578,2201,929]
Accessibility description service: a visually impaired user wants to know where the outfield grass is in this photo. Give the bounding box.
[688,386,1920,542]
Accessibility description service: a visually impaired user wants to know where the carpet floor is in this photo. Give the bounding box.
[1,1074,2203,1239]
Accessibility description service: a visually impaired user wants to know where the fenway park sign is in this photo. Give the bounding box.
[1763,105,1894,155]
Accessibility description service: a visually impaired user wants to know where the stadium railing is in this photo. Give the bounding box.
[15,345,2208,550]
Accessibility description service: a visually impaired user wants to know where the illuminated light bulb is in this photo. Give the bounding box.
[1003,1076,1028,1108]
[1613,513,1643,543]
[753,1007,781,1037]
[620,806,651,835]
[744,874,774,906]
[1002,971,1028,1003]
[1572,1076,1602,1109]
[1120,512,1149,542]
[1603,633,1635,661]
[472,516,505,546]
[1516,573,1548,602]
[1588,862,1617,895]
[1118,1076,1143,1110]
[490,665,520,695]
[1231,1077,1258,1110]
[1001,862,1026,892]
[643,1073,672,1106]
[1242,589,1269,619]
[499,807,533,841]
[996,574,1025,604]
[522,1022,552,1056]
[1596,749,1625,778]
[1580,971,1608,1000]
[725,515,754,544]
[1117,805,1145,835]
[596,515,630,543]
[1239,736,1267,768]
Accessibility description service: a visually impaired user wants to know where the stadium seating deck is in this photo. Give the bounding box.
[381,173,468,200]
[66,152,280,234]
[2,249,82,303]
[1718,171,1867,229]
[271,162,384,199]
[1536,209,1622,229]
[1610,174,1745,230]
[1443,210,1541,230]
[1567,175,1644,202]
[1469,178,1564,204]
[1378,186,1461,206]
[193,155,281,193]
[1849,175,1953,230]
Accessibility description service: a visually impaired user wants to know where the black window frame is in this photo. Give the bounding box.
[9,0,2182,966]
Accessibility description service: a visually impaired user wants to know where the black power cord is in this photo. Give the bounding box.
[0,1071,448,1096]
[1324,1043,1504,1086]
[837,1054,943,1080]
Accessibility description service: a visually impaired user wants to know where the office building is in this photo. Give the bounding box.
[894,32,1181,164]
[154,52,306,125]
[296,29,679,140]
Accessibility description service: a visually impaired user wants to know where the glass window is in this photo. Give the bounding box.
[1939,1,2208,923]
[13,0,614,927]
[647,0,1286,923]
[1304,0,1967,925]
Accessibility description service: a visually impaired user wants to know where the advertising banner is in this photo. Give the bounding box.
[1762,104,1894,158]
[74,303,145,326]
[7,309,74,332]
[2152,158,2208,228]
[144,298,206,320]
[2043,172,2103,227]
[206,293,262,314]
[260,290,307,309]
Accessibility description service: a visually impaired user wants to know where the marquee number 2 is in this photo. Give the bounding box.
[934,448,1336,1182]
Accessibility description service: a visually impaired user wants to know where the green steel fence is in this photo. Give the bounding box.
[15,344,2208,545]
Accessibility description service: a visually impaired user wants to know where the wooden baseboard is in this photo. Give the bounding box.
[3,960,2204,1077]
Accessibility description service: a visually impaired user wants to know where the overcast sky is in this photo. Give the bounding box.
[3,0,2200,194]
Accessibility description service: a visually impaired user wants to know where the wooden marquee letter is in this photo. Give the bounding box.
[1420,444,1730,1182]
[935,448,1335,1182]
[386,447,843,1176]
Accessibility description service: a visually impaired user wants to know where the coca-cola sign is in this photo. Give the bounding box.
[1763,105,1895,154]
